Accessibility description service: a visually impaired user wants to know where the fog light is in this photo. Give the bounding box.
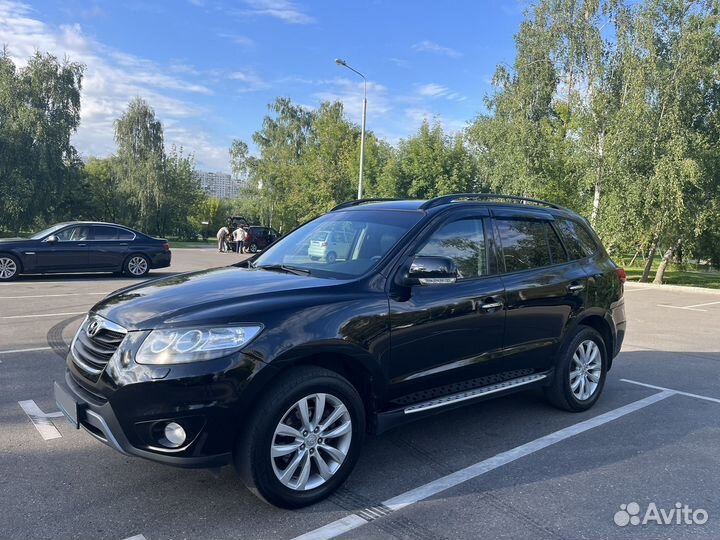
[163,422,186,448]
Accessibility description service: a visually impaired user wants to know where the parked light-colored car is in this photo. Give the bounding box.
[307,230,353,263]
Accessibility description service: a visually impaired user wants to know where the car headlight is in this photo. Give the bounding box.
[136,325,262,365]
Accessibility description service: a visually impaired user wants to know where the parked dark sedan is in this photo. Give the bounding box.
[0,222,171,281]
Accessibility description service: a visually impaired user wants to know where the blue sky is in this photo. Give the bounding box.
[0,0,527,172]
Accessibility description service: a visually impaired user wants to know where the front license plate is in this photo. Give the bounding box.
[54,381,80,429]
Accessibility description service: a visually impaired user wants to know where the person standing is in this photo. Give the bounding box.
[216,225,230,252]
[232,225,246,255]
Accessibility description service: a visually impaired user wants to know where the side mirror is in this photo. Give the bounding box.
[46,235,58,243]
[406,256,458,285]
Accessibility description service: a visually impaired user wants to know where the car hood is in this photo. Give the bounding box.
[93,266,342,330]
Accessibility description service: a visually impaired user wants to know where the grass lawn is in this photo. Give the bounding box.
[624,264,720,289]
[169,240,216,249]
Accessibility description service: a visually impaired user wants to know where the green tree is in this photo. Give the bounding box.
[0,50,84,232]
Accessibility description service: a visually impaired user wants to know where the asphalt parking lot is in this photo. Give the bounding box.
[2,249,720,540]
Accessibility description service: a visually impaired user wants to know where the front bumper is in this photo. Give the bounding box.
[55,371,232,468]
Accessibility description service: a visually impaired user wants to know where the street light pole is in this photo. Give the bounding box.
[336,58,367,200]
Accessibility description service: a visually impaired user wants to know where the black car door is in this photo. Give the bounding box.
[386,208,506,400]
[35,225,90,271]
[491,207,588,373]
[89,225,133,269]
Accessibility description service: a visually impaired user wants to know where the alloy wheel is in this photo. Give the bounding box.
[271,393,352,491]
[569,339,602,401]
[0,257,17,279]
[128,256,148,276]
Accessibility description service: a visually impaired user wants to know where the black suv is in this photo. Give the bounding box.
[55,194,626,508]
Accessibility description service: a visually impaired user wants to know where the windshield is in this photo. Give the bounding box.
[30,223,69,239]
[252,209,422,278]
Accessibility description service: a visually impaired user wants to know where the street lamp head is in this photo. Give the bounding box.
[335,58,347,66]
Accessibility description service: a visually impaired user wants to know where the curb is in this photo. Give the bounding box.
[625,281,720,295]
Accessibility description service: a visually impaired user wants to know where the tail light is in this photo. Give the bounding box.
[615,267,627,283]
[163,242,170,251]
[321,242,327,247]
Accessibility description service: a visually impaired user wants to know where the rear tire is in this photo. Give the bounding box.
[0,254,20,281]
[326,251,337,264]
[123,254,150,278]
[544,326,607,412]
[249,243,258,253]
[235,366,365,508]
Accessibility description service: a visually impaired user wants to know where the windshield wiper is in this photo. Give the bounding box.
[255,264,311,276]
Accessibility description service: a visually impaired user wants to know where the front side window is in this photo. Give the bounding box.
[496,219,567,273]
[55,226,89,241]
[417,218,486,279]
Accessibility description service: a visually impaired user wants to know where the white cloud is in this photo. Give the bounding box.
[240,0,315,24]
[416,83,467,102]
[0,0,231,171]
[313,77,391,123]
[404,108,467,134]
[229,70,269,92]
[218,32,255,47]
[412,40,462,58]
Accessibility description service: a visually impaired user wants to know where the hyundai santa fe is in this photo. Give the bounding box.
[54,194,626,508]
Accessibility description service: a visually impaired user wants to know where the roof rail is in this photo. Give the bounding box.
[419,193,562,211]
[331,198,402,211]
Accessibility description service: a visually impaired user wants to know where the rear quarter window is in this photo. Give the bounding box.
[555,218,598,260]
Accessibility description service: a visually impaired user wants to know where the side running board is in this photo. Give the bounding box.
[403,373,548,415]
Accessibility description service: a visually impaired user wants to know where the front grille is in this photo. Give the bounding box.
[71,316,126,380]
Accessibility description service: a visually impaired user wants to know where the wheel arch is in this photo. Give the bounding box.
[0,251,23,274]
[575,313,615,370]
[266,345,384,431]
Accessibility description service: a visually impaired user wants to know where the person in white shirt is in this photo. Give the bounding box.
[216,226,230,252]
[232,226,247,254]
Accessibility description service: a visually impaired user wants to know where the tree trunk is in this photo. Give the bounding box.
[653,238,681,285]
[640,238,658,282]
[590,130,605,228]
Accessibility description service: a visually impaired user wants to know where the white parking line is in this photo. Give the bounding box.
[657,304,707,312]
[0,346,52,355]
[682,300,720,309]
[292,390,674,540]
[0,311,86,320]
[0,292,108,299]
[621,378,720,404]
[121,535,147,540]
[18,400,63,440]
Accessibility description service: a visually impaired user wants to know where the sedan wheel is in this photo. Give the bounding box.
[569,340,602,401]
[0,256,18,280]
[271,393,352,491]
[249,243,258,253]
[126,255,149,277]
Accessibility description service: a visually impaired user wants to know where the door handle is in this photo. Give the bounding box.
[78,243,87,247]
[567,283,585,292]
[118,243,128,246]
[480,301,504,311]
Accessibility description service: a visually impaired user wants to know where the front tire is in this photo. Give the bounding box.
[235,366,365,508]
[249,243,258,253]
[544,327,607,412]
[124,254,150,278]
[0,255,20,281]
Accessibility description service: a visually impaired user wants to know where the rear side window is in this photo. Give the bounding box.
[91,225,118,240]
[555,218,598,260]
[116,229,134,240]
[496,219,567,273]
[417,218,486,279]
